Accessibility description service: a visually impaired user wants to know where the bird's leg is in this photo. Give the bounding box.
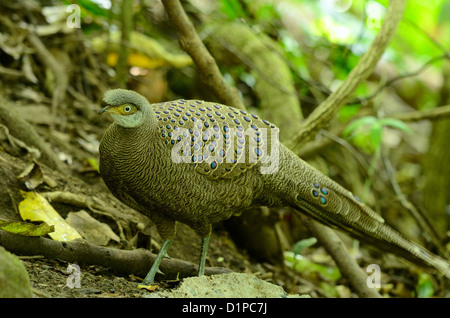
[141,238,173,285]
[198,234,210,276]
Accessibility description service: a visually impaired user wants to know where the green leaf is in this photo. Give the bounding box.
[219,0,247,20]
[293,237,317,255]
[319,281,340,298]
[417,273,434,298]
[378,118,411,133]
[0,219,54,237]
[369,121,383,150]
[284,251,341,282]
[338,104,361,122]
[343,116,377,136]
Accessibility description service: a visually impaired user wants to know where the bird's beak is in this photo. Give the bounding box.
[98,105,112,114]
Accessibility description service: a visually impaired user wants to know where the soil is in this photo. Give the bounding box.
[18,224,292,298]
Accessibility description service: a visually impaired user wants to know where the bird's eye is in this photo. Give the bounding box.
[120,104,136,115]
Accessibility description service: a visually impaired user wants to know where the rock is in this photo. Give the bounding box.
[146,272,306,298]
[0,246,33,298]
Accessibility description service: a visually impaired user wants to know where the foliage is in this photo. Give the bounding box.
[343,116,411,153]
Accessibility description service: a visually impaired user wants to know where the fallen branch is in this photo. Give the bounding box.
[0,230,230,280]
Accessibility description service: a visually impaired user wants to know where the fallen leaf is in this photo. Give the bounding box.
[137,284,158,292]
[18,191,82,242]
[17,162,44,190]
[0,219,54,237]
[91,31,192,69]
[66,210,120,246]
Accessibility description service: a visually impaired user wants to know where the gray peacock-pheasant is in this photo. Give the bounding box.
[98,89,450,285]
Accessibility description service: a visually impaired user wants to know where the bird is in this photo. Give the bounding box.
[98,89,450,285]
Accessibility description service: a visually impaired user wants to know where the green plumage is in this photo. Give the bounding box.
[99,89,450,283]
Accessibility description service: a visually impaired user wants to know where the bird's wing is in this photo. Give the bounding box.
[152,100,278,180]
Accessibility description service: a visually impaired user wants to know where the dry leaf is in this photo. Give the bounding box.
[66,210,120,246]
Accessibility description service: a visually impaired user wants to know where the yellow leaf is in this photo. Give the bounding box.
[91,31,192,69]
[137,284,158,292]
[18,191,82,242]
[86,157,100,173]
[106,52,167,69]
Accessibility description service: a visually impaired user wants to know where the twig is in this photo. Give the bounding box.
[0,65,24,78]
[288,0,405,297]
[355,53,450,105]
[160,0,244,109]
[296,214,381,298]
[388,104,450,122]
[381,150,446,256]
[318,129,370,171]
[288,0,407,153]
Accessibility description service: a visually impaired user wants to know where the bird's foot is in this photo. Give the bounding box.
[139,238,173,287]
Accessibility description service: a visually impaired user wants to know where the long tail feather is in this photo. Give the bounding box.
[269,146,450,278]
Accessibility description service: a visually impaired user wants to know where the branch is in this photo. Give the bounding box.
[355,53,450,104]
[288,0,407,153]
[0,230,230,281]
[389,104,450,122]
[27,32,68,118]
[115,0,133,87]
[381,151,446,256]
[160,0,244,109]
[297,215,381,298]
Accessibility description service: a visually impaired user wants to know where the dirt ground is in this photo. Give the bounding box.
[18,224,294,298]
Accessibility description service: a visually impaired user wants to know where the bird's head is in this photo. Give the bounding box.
[99,89,153,128]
